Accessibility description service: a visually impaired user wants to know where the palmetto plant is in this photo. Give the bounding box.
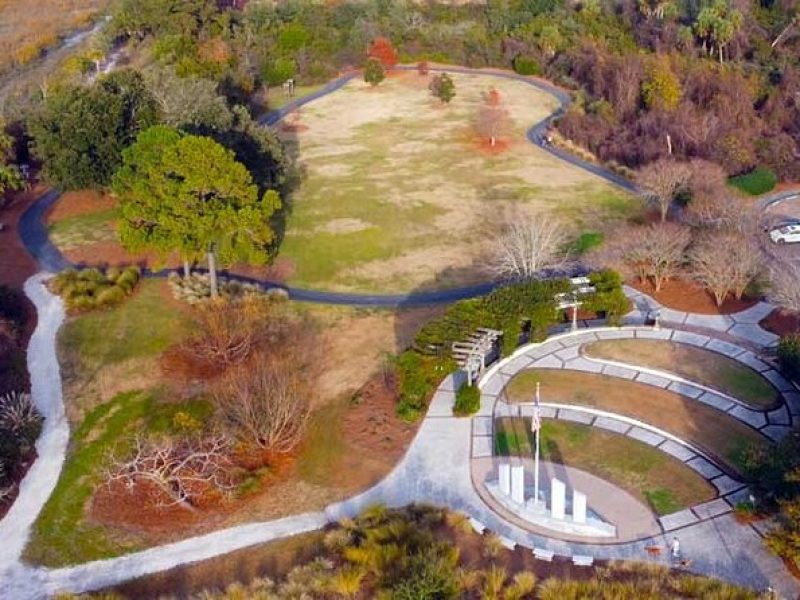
[0,391,43,448]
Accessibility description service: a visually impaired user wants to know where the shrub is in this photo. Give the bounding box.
[453,382,480,417]
[363,58,385,86]
[729,167,777,196]
[96,286,126,307]
[50,267,141,312]
[778,334,800,382]
[512,56,541,76]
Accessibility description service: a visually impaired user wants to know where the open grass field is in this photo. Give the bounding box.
[277,70,638,293]
[584,339,780,409]
[494,418,715,516]
[0,0,108,74]
[505,369,770,475]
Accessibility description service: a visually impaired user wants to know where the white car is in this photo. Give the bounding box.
[770,223,800,244]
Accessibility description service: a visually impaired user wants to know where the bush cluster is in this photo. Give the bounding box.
[167,272,289,304]
[453,382,480,417]
[778,334,800,383]
[396,271,626,420]
[512,55,541,76]
[50,267,141,312]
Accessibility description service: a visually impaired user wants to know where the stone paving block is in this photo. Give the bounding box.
[659,308,688,325]
[761,424,791,442]
[752,518,780,537]
[731,301,775,324]
[472,436,494,458]
[728,324,778,348]
[658,439,696,461]
[713,475,745,496]
[767,407,791,426]
[785,392,800,416]
[562,357,603,373]
[554,345,581,362]
[635,371,672,388]
[672,330,710,347]
[692,498,732,520]
[557,408,595,425]
[627,426,665,446]
[697,391,735,412]
[524,345,561,360]
[532,355,564,369]
[592,416,631,434]
[558,332,600,347]
[728,405,768,429]
[706,339,746,358]
[684,313,735,332]
[659,509,698,531]
[501,355,535,374]
[724,486,752,507]
[473,417,493,436]
[593,329,632,340]
[686,456,723,479]
[736,351,771,373]
[601,364,638,380]
[493,402,515,418]
[538,406,558,419]
[427,391,456,416]
[633,328,674,340]
[480,374,509,398]
[763,369,796,393]
[667,381,704,399]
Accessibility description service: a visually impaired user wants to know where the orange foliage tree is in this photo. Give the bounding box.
[368,37,398,69]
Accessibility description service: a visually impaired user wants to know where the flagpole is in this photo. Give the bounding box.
[533,381,541,508]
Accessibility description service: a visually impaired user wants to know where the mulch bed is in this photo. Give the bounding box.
[761,309,800,336]
[628,278,757,315]
[44,189,115,224]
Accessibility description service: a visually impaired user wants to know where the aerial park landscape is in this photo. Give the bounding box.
[1,1,800,598]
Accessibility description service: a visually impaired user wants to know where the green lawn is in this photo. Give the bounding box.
[23,390,212,567]
[49,207,117,250]
[729,167,777,196]
[584,339,779,409]
[60,279,191,372]
[265,84,326,110]
[494,418,714,515]
[505,369,770,475]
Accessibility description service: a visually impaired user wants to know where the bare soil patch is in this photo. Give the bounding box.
[45,189,115,223]
[628,277,757,315]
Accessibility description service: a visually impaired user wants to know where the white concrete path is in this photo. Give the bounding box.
[1,277,798,598]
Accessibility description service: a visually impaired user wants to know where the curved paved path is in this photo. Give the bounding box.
[0,284,797,597]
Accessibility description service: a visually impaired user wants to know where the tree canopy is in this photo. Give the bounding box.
[28,70,159,190]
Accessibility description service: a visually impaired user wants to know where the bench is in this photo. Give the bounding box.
[468,517,485,534]
[498,535,516,550]
[572,554,594,567]
[533,547,555,562]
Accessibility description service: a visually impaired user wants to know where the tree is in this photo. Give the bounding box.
[690,230,760,305]
[417,61,430,76]
[106,434,233,509]
[368,37,398,69]
[143,66,233,130]
[636,158,691,222]
[641,59,682,112]
[768,260,800,313]
[429,73,456,104]
[683,159,731,227]
[477,89,510,147]
[694,0,743,63]
[364,58,385,87]
[29,70,159,190]
[489,216,570,280]
[113,126,280,295]
[0,120,22,196]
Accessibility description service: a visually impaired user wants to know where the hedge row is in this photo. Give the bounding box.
[395,270,628,420]
[50,266,141,312]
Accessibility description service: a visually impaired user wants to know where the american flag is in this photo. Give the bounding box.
[531,382,541,433]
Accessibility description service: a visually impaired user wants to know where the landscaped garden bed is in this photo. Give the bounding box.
[504,369,770,476]
[494,418,715,515]
[583,339,780,409]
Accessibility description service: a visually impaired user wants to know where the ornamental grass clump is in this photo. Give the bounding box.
[50,266,141,312]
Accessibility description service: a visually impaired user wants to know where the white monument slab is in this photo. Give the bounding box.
[551,477,566,520]
[572,490,587,524]
[511,465,525,504]
[499,463,511,496]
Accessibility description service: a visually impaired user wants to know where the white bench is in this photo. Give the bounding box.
[498,535,516,550]
[572,554,594,566]
[468,517,485,534]
[533,547,555,561]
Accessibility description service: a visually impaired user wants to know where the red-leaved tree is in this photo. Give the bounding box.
[368,37,398,69]
[477,89,510,147]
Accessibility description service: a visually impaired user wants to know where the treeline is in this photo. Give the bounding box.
[86,0,800,180]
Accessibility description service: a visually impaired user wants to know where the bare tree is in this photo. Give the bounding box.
[214,357,311,454]
[107,434,233,509]
[637,158,691,222]
[477,89,510,147]
[690,230,760,306]
[489,215,570,280]
[768,260,800,313]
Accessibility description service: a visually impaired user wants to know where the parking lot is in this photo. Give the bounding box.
[762,193,800,263]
